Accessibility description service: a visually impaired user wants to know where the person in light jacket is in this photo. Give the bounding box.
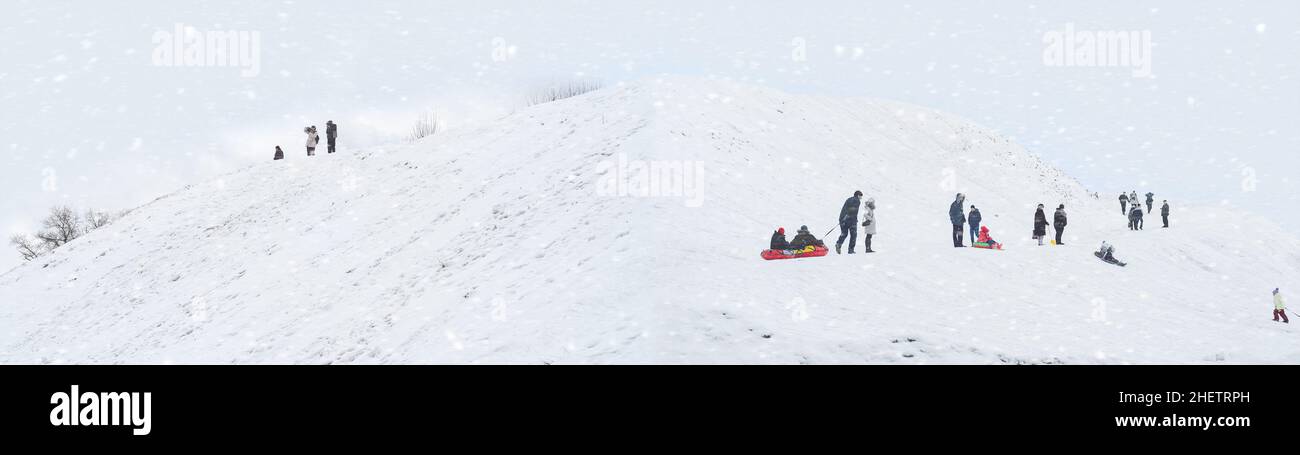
[305,126,319,156]
[1274,288,1289,323]
[860,198,877,253]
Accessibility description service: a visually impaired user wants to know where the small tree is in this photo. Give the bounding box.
[36,206,82,249]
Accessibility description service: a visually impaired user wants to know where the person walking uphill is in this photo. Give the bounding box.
[1033,204,1048,246]
[967,205,982,247]
[326,120,338,154]
[273,145,284,161]
[1119,193,1129,215]
[949,193,966,247]
[860,198,877,253]
[1273,288,1289,323]
[836,191,863,254]
[1145,192,1155,213]
[1053,204,1068,245]
[1161,200,1171,228]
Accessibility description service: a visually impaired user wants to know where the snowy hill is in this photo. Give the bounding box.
[2,77,1298,364]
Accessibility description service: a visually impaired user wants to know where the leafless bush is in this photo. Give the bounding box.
[525,79,604,106]
[9,235,43,261]
[406,111,439,142]
[10,205,119,261]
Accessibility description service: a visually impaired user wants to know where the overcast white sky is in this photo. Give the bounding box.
[2,0,1298,270]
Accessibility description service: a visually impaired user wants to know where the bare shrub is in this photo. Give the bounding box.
[525,79,604,106]
[10,206,120,261]
[407,111,439,142]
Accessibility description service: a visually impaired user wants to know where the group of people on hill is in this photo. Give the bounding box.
[768,190,875,254]
[1119,191,1170,230]
[274,120,339,160]
[948,193,1068,248]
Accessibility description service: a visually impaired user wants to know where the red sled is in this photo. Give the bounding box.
[761,246,829,260]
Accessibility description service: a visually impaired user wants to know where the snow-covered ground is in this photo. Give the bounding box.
[2,77,1297,364]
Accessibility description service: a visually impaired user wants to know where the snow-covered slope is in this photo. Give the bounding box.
[3,77,1298,364]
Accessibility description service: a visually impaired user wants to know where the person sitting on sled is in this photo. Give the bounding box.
[788,225,825,251]
[770,227,791,250]
[1097,241,1122,263]
[976,225,1001,248]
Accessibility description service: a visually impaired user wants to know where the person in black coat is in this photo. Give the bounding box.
[1119,193,1129,215]
[1033,204,1048,246]
[1161,200,1171,228]
[273,145,284,161]
[949,193,966,247]
[1053,204,1068,245]
[770,227,790,250]
[836,191,862,254]
[326,120,338,154]
[789,225,824,250]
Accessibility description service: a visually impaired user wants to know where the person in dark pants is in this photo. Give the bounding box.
[326,120,338,154]
[1119,193,1129,215]
[1033,204,1048,245]
[860,198,877,253]
[1145,192,1155,213]
[836,191,863,254]
[1053,204,1068,245]
[949,193,966,247]
[273,145,284,161]
[1161,200,1170,228]
[967,205,982,246]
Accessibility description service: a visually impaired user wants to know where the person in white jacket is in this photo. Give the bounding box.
[304,126,319,156]
[1274,288,1289,323]
[860,197,877,253]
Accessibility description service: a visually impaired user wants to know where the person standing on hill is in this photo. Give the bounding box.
[305,126,319,156]
[1033,204,1048,246]
[1161,200,1171,228]
[1128,204,1144,230]
[326,120,338,154]
[967,205,982,247]
[1053,204,1068,245]
[1273,288,1289,323]
[860,197,877,253]
[949,193,966,247]
[1145,192,1155,213]
[1119,193,1129,215]
[836,191,862,254]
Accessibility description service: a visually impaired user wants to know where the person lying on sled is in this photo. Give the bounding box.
[975,225,999,246]
[788,225,825,251]
[770,227,791,250]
